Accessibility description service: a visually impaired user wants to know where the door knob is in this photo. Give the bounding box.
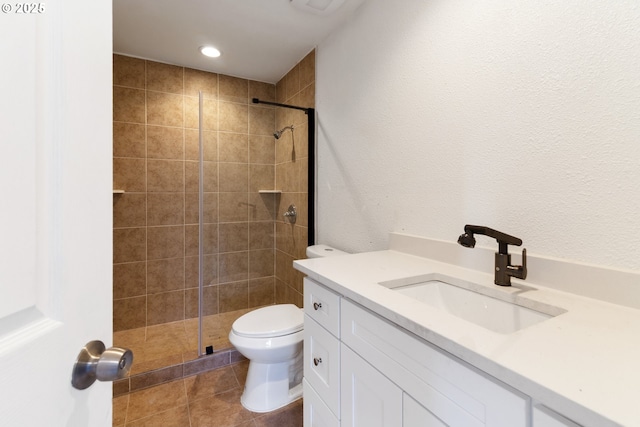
[71,340,133,390]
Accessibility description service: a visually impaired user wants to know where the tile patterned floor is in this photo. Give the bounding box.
[113,360,303,427]
[114,309,252,376]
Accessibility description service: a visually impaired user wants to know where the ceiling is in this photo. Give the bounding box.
[113,0,366,84]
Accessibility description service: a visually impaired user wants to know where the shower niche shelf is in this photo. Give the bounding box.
[113,189,125,194]
[258,190,282,194]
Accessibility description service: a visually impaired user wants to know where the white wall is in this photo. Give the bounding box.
[316,0,640,272]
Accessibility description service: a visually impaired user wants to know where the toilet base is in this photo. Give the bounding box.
[240,357,303,413]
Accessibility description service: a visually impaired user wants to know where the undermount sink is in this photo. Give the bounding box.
[379,274,565,334]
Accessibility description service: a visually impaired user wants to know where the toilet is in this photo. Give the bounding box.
[229,244,348,413]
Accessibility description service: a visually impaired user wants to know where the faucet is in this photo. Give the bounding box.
[457,225,527,286]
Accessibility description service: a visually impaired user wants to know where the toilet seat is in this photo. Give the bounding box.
[232,304,303,338]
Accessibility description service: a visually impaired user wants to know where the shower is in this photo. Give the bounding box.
[274,125,294,139]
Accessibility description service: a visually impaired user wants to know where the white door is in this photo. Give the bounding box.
[0,0,113,425]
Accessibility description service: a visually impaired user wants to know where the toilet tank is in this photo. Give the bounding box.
[306,244,349,258]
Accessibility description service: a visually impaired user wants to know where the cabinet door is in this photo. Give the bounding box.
[304,380,340,427]
[404,394,448,427]
[341,344,402,427]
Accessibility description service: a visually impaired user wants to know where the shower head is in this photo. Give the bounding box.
[274,125,294,139]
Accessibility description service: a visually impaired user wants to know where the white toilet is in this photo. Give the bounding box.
[229,304,304,412]
[229,244,348,413]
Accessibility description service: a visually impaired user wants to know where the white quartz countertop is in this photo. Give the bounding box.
[294,249,640,426]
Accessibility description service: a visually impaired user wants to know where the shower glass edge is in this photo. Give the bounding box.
[198,91,204,356]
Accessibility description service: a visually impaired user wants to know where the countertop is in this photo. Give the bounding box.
[294,248,640,426]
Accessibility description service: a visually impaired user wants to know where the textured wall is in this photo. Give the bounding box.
[316,0,640,271]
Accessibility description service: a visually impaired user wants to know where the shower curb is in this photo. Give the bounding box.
[113,347,246,397]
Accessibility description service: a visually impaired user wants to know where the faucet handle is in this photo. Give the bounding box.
[507,248,527,280]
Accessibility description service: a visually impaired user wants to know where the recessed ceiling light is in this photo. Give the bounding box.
[200,46,221,58]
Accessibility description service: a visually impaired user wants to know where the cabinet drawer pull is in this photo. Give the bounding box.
[313,357,323,366]
[313,302,322,310]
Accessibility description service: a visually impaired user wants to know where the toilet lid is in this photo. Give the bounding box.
[232,304,304,338]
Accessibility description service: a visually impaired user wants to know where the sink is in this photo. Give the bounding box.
[379,274,565,334]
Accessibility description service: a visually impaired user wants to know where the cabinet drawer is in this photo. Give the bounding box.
[341,299,528,427]
[304,278,341,337]
[304,379,340,427]
[304,314,340,417]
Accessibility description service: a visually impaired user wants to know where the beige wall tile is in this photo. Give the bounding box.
[185,255,218,289]
[147,125,184,160]
[113,55,145,89]
[299,49,316,89]
[114,86,146,123]
[219,281,249,312]
[250,164,275,192]
[147,290,185,325]
[249,249,274,279]
[147,258,185,294]
[249,106,275,136]
[249,192,277,221]
[184,224,198,257]
[147,91,184,127]
[249,222,274,249]
[185,129,217,161]
[219,252,248,284]
[113,193,146,228]
[184,68,218,98]
[249,277,275,307]
[249,81,276,103]
[219,163,248,193]
[219,75,248,102]
[285,65,300,100]
[218,132,248,163]
[114,122,145,158]
[113,296,146,331]
[203,223,219,255]
[146,61,183,94]
[184,161,199,192]
[249,135,275,165]
[147,193,184,226]
[299,82,315,109]
[219,193,248,222]
[147,226,184,260]
[114,227,146,263]
[147,159,184,192]
[202,161,218,192]
[219,223,248,253]
[113,262,146,299]
[219,102,248,133]
[114,158,146,192]
[113,55,289,330]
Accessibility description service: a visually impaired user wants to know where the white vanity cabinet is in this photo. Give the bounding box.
[304,277,530,427]
[533,405,582,427]
[304,278,342,426]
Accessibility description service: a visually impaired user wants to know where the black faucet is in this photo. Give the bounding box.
[457,225,527,286]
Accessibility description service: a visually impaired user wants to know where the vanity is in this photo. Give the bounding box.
[294,233,640,427]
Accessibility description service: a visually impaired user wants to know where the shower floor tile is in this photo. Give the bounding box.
[113,361,303,427]
[114,308,253,376]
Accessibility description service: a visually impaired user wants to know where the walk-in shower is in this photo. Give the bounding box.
[112,53,316,394]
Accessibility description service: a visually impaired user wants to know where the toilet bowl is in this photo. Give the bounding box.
[229,304,304,413]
